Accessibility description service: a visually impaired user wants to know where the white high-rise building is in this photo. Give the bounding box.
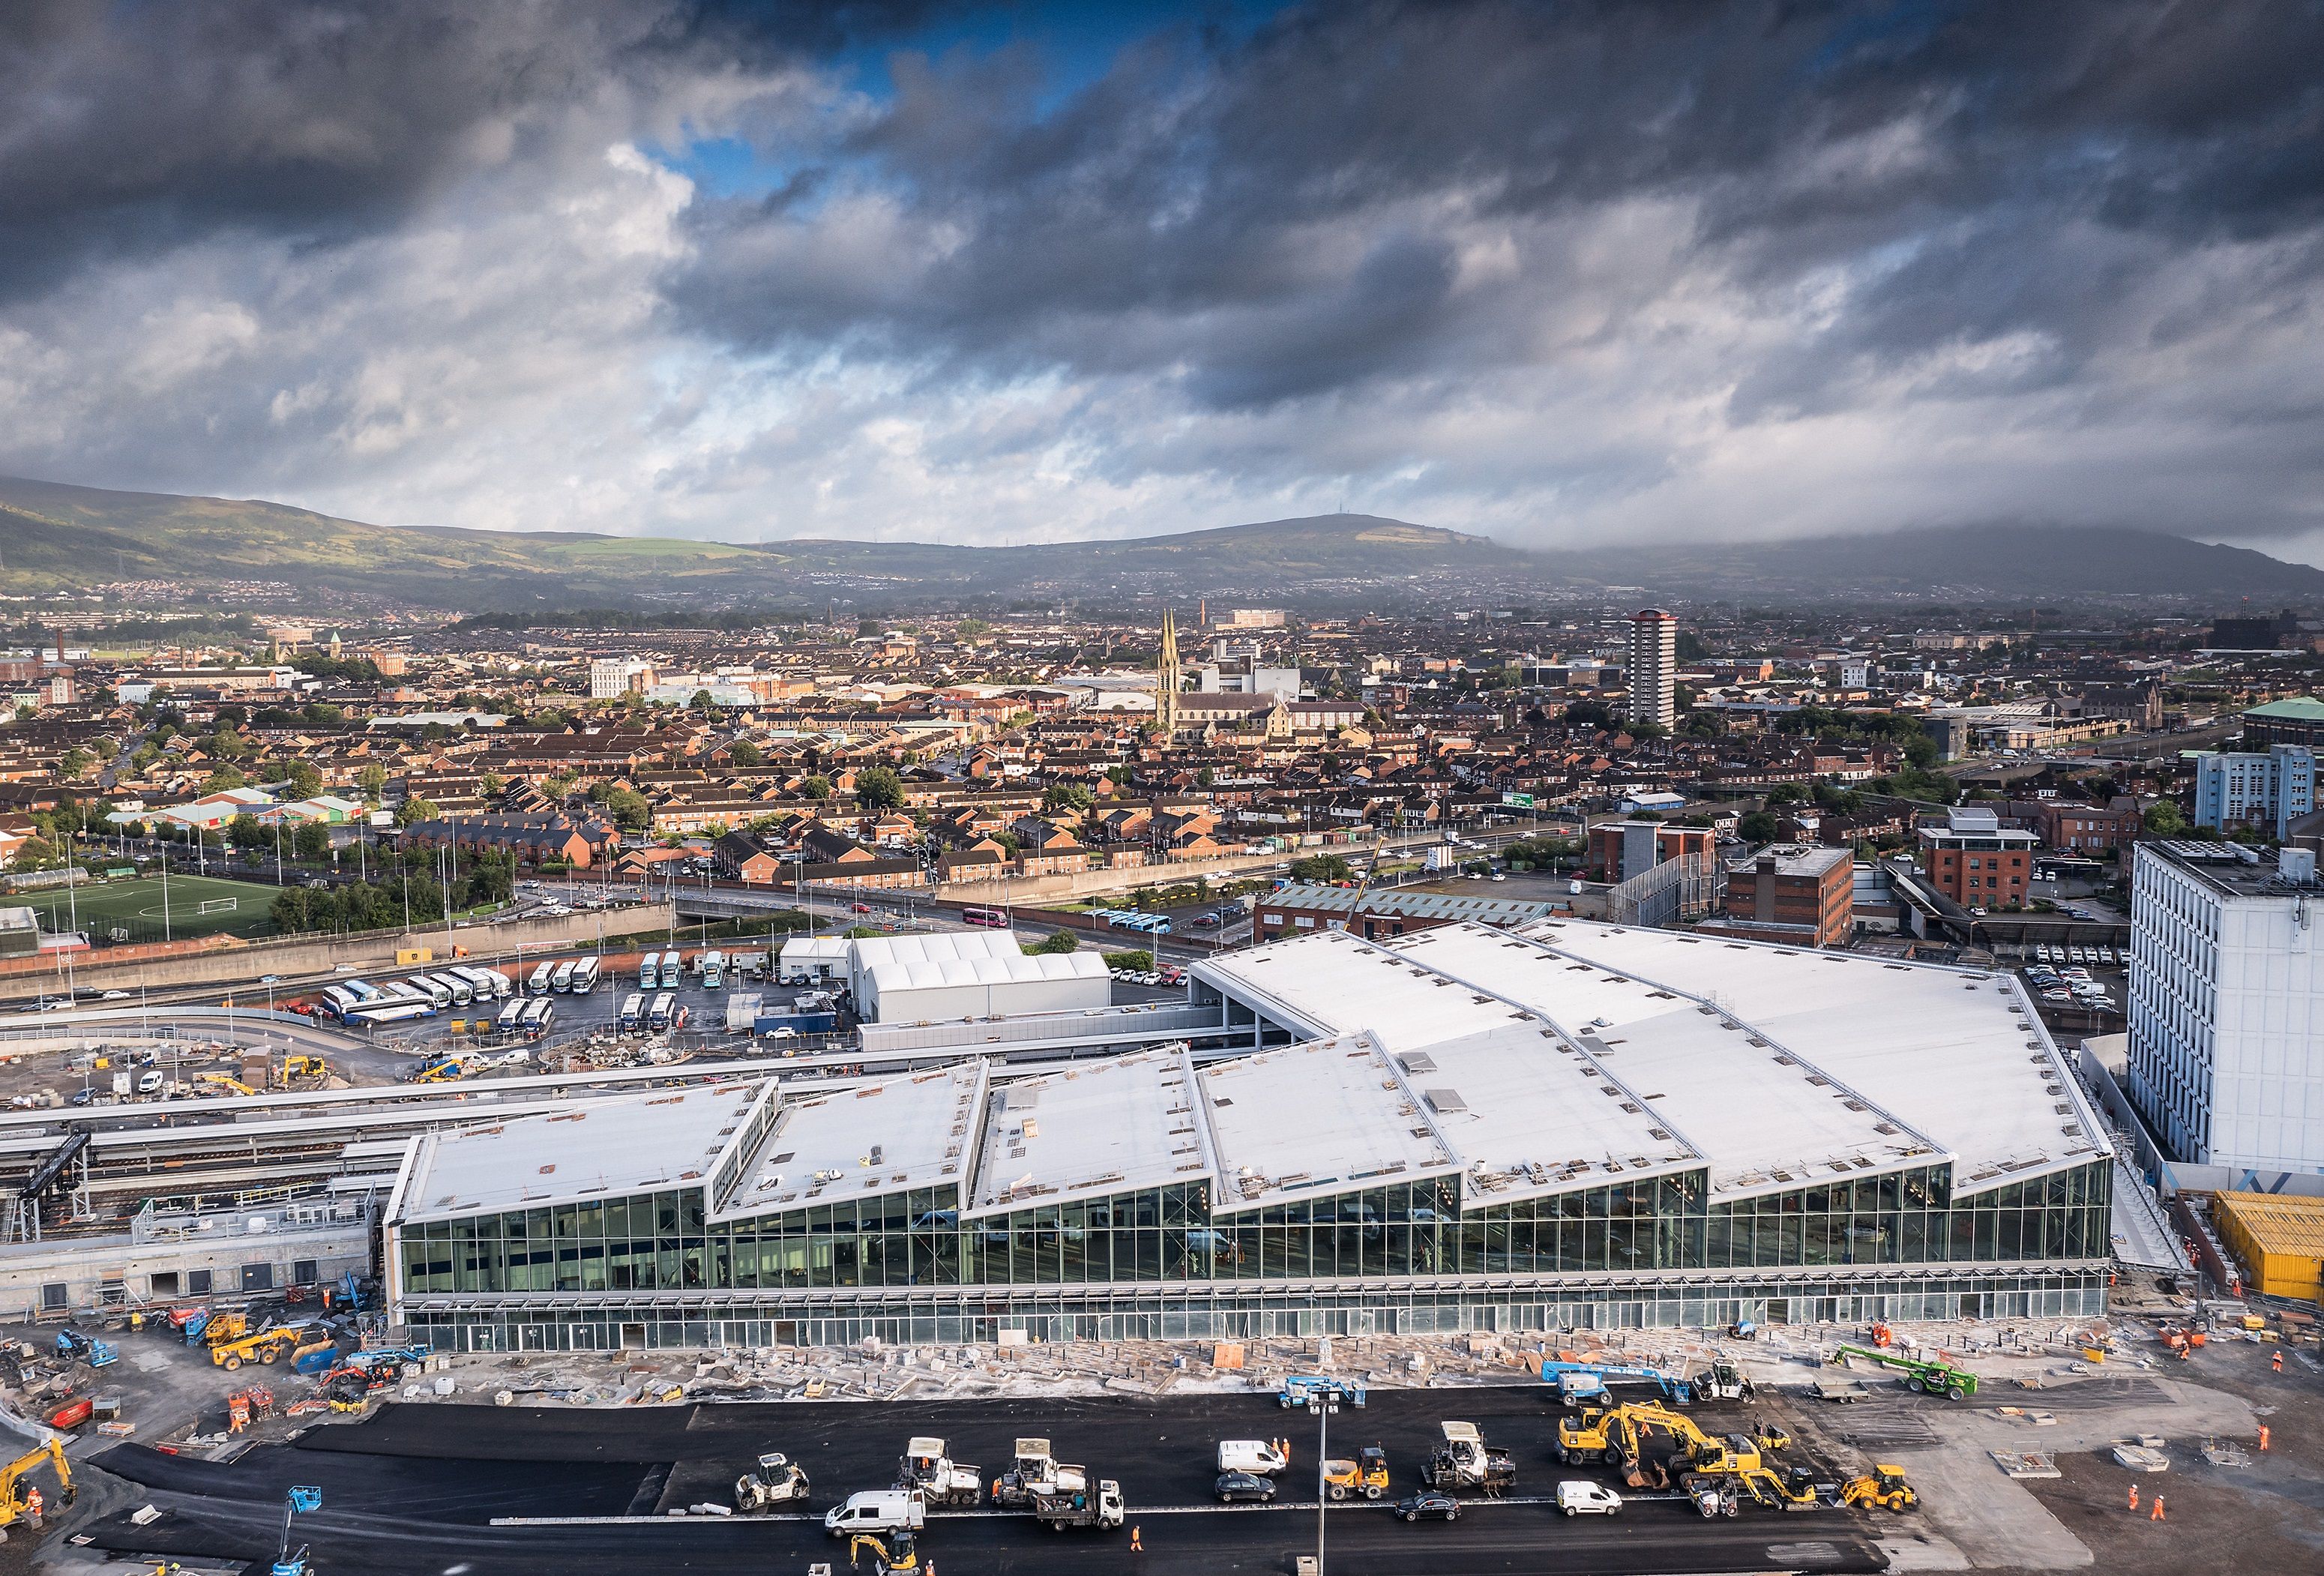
[588,658,651,700]
[2128,840,2324,1171]
[1625,609,1679,731]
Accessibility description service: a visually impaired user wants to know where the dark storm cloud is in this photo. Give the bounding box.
[670,0,2324,412]
[0,0,952,300]
[0,0,2319,551]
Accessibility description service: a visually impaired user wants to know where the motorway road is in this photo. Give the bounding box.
[82,1383,1888,1575]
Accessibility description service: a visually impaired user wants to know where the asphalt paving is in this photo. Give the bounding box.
[79,1382,1891,1575]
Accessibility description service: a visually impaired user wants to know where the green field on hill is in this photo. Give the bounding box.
[15,873,280,942]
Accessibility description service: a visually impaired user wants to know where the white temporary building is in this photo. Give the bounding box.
[849,930,1111,1023]
[777,935,852,984]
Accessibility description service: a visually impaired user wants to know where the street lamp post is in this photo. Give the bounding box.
[1307,1386,1340,1576]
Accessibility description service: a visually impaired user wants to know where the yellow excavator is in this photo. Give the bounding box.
[1559,1401,1795,1491]
[0,1439,73,1542]
[848,1531,921,1573]
[1555,1400,1702,1485]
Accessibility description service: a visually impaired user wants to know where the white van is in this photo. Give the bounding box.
[1557,1481,1622,1516]
[1217,1440,1289,1476]
[825,1489,927,1536]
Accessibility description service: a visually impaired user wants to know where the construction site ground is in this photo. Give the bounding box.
[9,1275,2320,1575]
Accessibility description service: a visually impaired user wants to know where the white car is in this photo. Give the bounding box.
[1557,1481,1622,1516]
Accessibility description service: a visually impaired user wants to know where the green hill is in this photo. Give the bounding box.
[0,479,1521,609]
[3,474,2315,609]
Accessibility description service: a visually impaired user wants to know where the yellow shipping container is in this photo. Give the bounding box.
[395,947,433,966]
[2212,1191,2324,1303]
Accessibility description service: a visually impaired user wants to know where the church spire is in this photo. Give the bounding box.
[1156,607,1181,739]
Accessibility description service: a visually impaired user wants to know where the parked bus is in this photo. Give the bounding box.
[342,978,385,1004]
[428,971,473,1006]
[618,992,645,1032]
[658,950,683,990]
[550,959,578,993]
[528,961,556,995]
[699,951,724,990]
[519,999,555,1038]
[319,984,361,1020]
[495,999,527,1035]
[638,953,658,990]
[403,976,451,1008]
[345,989,436,1026]
[459,966,511,1000]
[571,957,601,995]
[961,906,1009,928]
[647,992,675,1031]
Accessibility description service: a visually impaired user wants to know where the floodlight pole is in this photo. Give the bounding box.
[1308,1389,1339,1576]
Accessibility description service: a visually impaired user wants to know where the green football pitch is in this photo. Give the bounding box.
[16,874,281,942]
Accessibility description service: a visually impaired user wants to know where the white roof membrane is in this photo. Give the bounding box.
[1198,1032,1463,1213]
[401,1080,760,1223]
[716,1062,986,1221]
[966,1046,1215,1217]
[1193,927,1528,1050]
[1516,920,2110,1193]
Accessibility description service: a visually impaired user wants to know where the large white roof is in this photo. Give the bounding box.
[1262,925,1930,1200]
[867,949,1110,994]
[714,1062,986,1221]
[1513,920,2110,1194]
[1202,921,2108,1203]
[966,1047,1214,1217]
[1392,1022,1703,1206]
[851,931,1029,969]
[1198,1032,1463,1214]
[1194,927,1525,1050]
[400,1080,760,1224]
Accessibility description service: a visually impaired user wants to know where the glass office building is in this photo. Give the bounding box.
[389,921,2118,1351]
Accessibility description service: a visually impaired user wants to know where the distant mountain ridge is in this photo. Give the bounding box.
[0,475,2314,609]
[1562,523,2324,601]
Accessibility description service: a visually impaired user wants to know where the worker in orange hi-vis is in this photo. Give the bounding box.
[2149,1494,2165,1521]
[2272,1350,2284,1373]
[2128,1484,2140,1514]
[2258,1425,2270,1452]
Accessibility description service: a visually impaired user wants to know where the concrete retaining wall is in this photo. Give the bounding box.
[0,905,681,1002]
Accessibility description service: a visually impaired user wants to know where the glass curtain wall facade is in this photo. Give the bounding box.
[397,1161,2110,1350]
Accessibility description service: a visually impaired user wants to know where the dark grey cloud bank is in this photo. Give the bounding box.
[1,0,2319,557]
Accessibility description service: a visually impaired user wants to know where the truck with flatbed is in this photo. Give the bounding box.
[1031,1478,1124,1530]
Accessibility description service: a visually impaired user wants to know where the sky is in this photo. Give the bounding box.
[2,0,2321,562]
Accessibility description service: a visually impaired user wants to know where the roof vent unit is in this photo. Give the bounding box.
[1398,1053,1438,1075]
[1422,1088,1468,1115]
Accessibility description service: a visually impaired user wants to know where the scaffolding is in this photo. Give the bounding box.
[1607,852,1716,928]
